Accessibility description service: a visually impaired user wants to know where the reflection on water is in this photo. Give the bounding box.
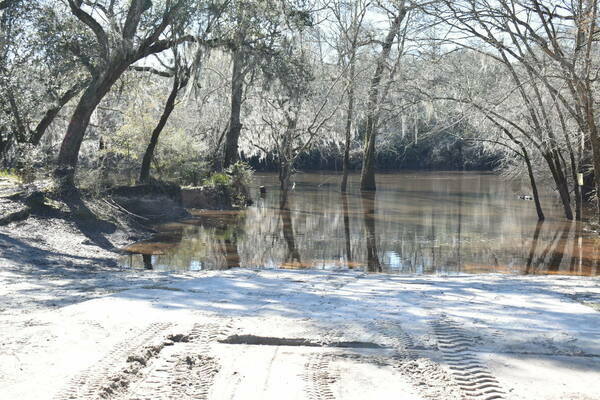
[362,191,381,272]
[121,172,600,276]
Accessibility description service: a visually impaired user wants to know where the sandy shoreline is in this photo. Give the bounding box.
[1,264,599,400]
[1,212,600,400]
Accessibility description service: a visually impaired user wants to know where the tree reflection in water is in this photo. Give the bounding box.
[280,193,302,266]
[361,191,381,272]
[206,212,245,269]
[120,173,600,276]
[525,221,544,274]
[142,254,153,270]
[341,192,352,265]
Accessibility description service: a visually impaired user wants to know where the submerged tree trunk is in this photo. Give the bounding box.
[280,196,301,264]
[223,49,245,169]
[360,10,406,191]
[278,161,292,209]
[493,123,545,220]
[546,224,571,272]
[543,152,573,220]
[588,125,600,223]
[139,73,188,183]
[341,60,356,193]
[523,151,545,221]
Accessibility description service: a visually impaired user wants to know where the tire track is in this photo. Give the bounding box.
[54,322,172,400]
[125,322,224,400]
[304,352,338,400]
[372,320,464,400]
[372,320,416,356]
[431,316,505,400]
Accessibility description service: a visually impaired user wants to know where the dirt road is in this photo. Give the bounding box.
[1,269,599,400]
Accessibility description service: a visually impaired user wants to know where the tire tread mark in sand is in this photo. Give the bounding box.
[372,320,416,356]
[54,322,172,400]
[431,316,505,400]
[371,320,465,400]
[126,322,224,400]
[304,352,338,400]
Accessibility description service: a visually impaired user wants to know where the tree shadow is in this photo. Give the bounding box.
[112,269,600,375]
[59,191,117,250]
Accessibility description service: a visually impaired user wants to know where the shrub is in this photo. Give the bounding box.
[225,162,254,207]
[200,162,254,208]
[203,172,231,188]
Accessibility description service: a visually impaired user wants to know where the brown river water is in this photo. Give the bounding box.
[120,172,600,276]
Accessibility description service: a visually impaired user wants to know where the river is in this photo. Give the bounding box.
[121,172,600,276]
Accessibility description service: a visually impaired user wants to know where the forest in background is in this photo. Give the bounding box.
[1,0,599,221]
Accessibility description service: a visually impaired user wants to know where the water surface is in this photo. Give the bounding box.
[121,172,600,276]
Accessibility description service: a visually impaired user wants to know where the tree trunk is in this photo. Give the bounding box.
[359,10,406,191]
[139,73,187,183]
[278,161,291,209]
[30,81,87,145]
[588,124,600,223]
[360,114,378,191]
[223,48,245,169]
[281,205,301,263]
[55,65,127,185]
[341,62,355,193]
[543,152,573,220]
[522,148,545,221]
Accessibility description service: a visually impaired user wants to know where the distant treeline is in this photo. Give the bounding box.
[244,135,499,172]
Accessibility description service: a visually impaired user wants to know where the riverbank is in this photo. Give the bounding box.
[1,264,599,400]
[0,179,183,317]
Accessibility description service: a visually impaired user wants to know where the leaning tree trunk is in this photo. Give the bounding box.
[544,152,573,220]
[223,48,245,169]
[523,149,545,221]
[55,64,127,186]
[496,124,545,220]
[139,74,187,183]
[30,80,88,145]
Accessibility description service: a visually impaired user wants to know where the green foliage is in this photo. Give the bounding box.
[0,169,20,181]
[177,161,208,187]
[0,0,92,163]
[225,161,253,185]
[106,83,208,186]
[225,161,254,207]
[201,162,254,207]
[203,172,231,187]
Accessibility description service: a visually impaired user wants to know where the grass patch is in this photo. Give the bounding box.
[0,169,21,182]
